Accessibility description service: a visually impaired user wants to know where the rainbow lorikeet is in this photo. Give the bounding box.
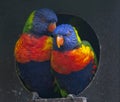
[14,8,59,99]
[51,24,97,97]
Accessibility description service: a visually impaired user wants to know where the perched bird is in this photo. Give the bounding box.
[51,24,97,97]
[14,8,59,99]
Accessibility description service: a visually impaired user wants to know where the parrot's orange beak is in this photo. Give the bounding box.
[48,23,56,32]
[56,35,64,48]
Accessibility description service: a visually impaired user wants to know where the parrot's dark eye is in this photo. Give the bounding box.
[40,16,46,23]
[65,31,72,36]
[52,33,57,37]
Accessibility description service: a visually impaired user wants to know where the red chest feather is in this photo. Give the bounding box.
[51,45,94,74]
[14,33,52,63]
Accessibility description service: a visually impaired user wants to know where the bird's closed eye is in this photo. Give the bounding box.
[40,15,46,23]
[65,31,72,36]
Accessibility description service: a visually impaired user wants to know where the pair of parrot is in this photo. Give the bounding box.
[14,8,97,99]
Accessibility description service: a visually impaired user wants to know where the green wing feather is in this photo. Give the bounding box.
[54,78,68,97]
[23,11,35,33]
[73,27,82,43]
[50,70,68,97]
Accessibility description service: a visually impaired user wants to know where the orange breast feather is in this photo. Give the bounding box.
[51,45,94,74]
[14,33,52,63]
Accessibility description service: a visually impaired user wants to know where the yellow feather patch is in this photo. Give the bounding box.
[43,37,53,51]
[51,44,95,74]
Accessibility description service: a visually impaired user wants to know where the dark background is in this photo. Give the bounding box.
[0,0,119,102]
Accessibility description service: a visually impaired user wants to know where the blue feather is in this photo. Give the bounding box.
[53,24,80,51]
[32,8,57,36]
[53,61,94,95]
[17,61,60,98]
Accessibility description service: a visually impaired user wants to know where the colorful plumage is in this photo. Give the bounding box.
[14,8,60,98]
[51,24,97,97]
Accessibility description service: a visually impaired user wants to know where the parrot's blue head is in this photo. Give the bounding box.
[31,8,58,36]
[53,24,81,51]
